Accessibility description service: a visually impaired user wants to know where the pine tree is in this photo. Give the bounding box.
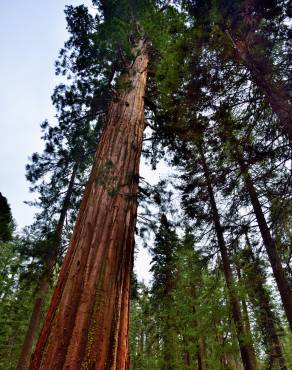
[2,1,291,368]
[0,200,35,369]
[180,0,292,138]
[240,233,287,369]
[150,214,180,369]
[16,164,78,370]
[215,107,292,330]
[197,141,258,370]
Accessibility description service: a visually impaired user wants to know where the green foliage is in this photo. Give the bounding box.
[1,0,291,368]
[283,331,292,369]
[131,215,249,369]
[0,241,34,369]
[0,193,13,242]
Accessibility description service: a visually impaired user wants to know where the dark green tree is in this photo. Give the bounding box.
[0,193,13,242]
[150,214,180,369]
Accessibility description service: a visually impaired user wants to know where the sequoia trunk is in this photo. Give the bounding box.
[199,146,258,370]
[29,39,148,370]
[17,164,77,370]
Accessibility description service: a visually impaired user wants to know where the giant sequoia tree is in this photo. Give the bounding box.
[16,9,104,364]
[30,2,151,368]
[1,1,291,369]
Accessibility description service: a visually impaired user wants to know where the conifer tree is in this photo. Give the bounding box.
[214,107,292,330]
[29,2,153,368]
[0,193,13,242]
[150,214,180,369]
[181,0,292,138]
[196,140,258,370]
[2,1,292,368]
[17,49,101,368]
[0,199,35,369]
[240,233,287,369]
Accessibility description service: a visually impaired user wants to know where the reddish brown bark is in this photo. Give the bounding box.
[29,39,148,370]
[234,257,256,355]
[17,164,77,370]
[199,145,258,370]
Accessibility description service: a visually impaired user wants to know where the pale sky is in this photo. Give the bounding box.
[0,1,170,284]
[0,0,92,226]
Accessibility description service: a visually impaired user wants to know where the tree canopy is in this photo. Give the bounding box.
[0,1,291,369]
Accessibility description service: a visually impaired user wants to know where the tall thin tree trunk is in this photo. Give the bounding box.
[190,284,208,370]
[162,300,176,369]
[16,267,50,370]
[29,39,148,370]
[17,164,77,370]
[234,258,255,354]
[235,150,292,330]
[243,236,287,370]
[182,335,191,370]
[197,337,207,370]
[198,145,258,370]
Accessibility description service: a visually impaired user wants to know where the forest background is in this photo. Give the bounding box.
[0,0,291,369]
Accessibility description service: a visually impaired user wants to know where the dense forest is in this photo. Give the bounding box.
[0,0,291,369]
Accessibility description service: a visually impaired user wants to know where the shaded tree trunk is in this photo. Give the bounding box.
[190,285,208,370]
[242,236,287,370]
[227,0,292,139]
[234,258,256,358]
[29,39,148,370]
[236,44,292,139]
[235,150,292,330]
[17,164,77,370]
[199,145,258,370]
[16,268,50,370]
[183,353,191,370]
[162,300,177,369]
[197,337,207,370]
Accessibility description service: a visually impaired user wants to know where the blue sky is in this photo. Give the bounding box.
[0,0,92,228]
